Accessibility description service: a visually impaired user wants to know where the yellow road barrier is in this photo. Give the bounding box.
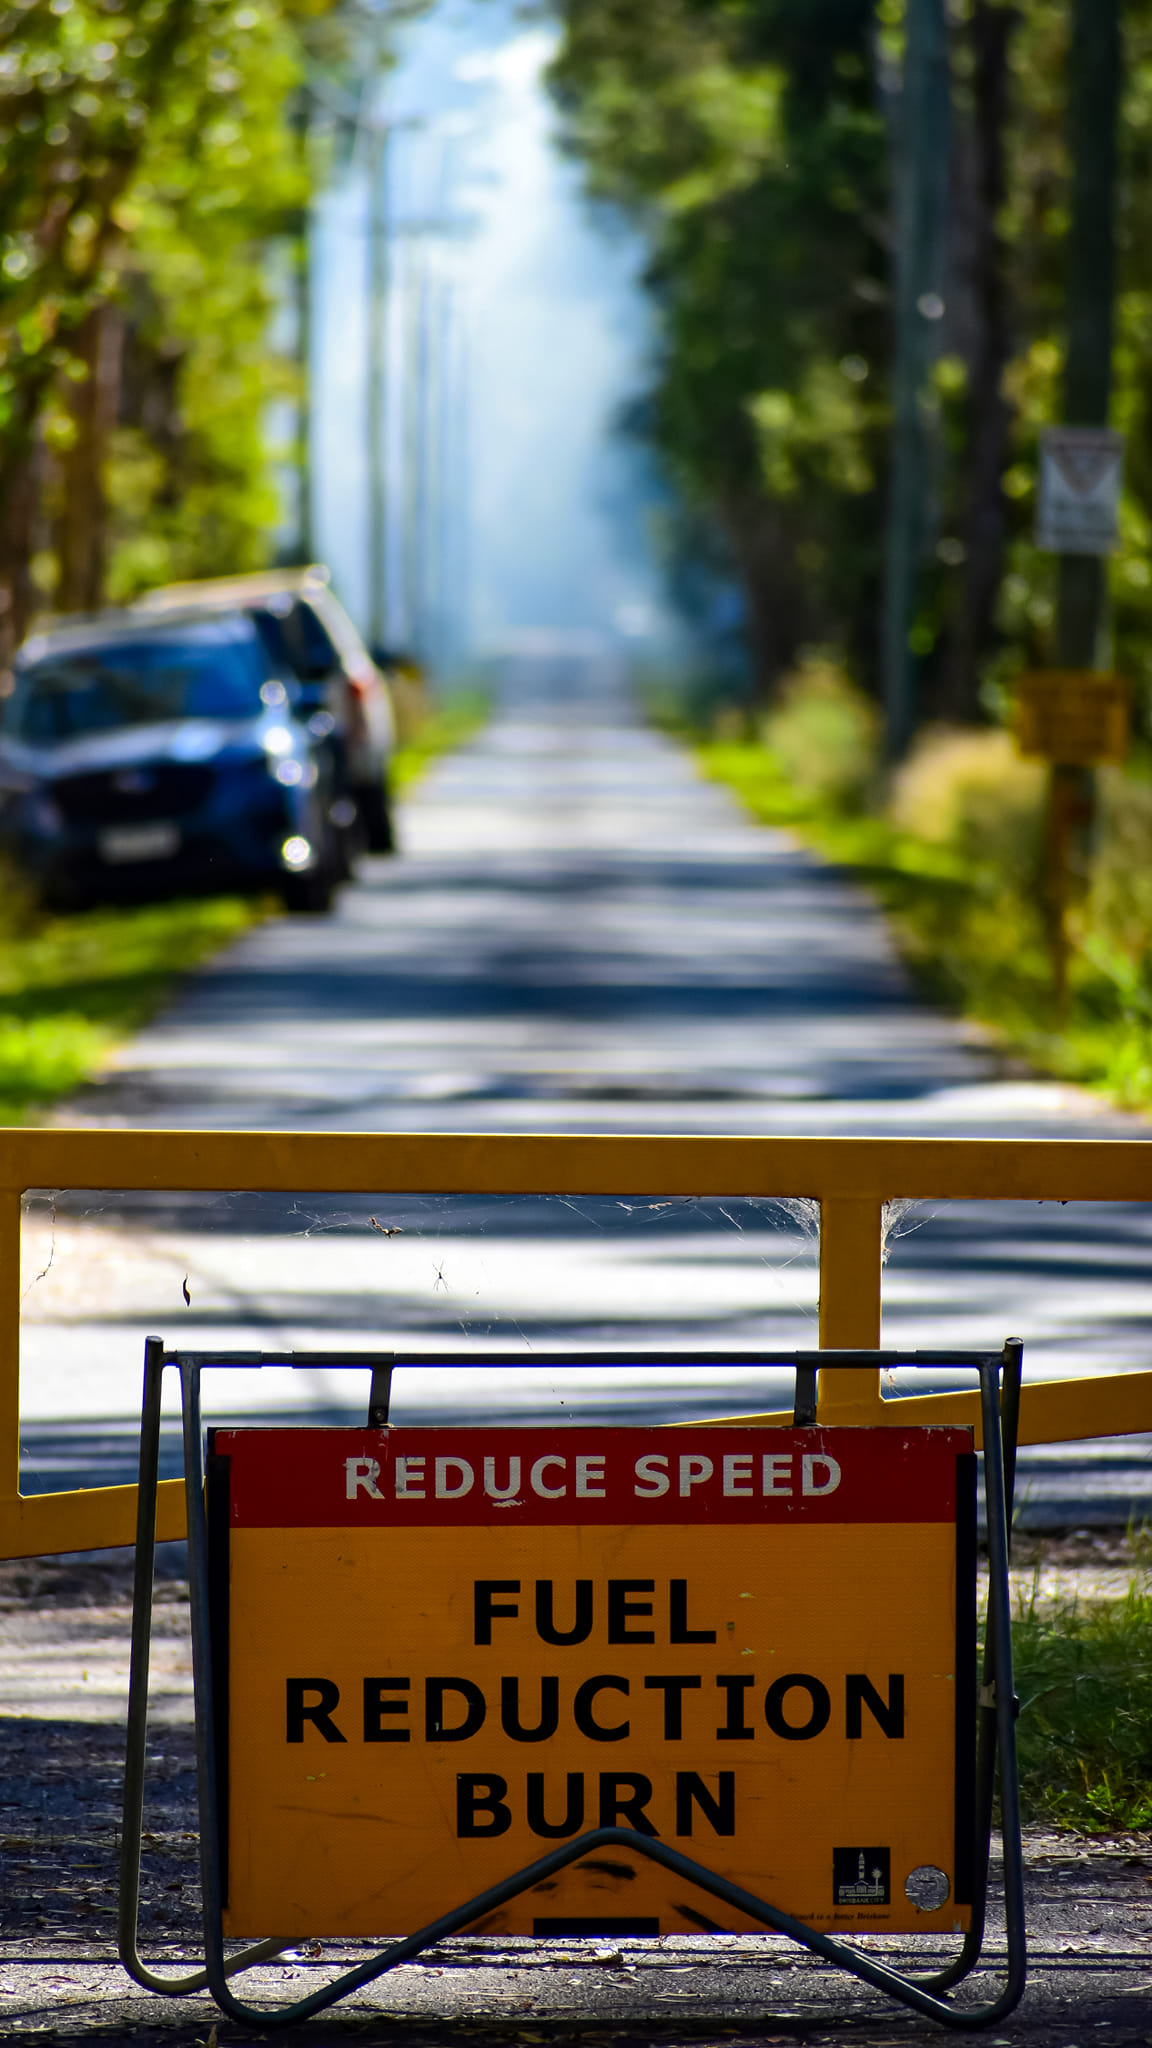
[3,1128,1152,1559]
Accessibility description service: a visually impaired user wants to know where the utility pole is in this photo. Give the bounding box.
[1056,0,1120,670]
[402,240,426,654]
[367,118,390,651]
[1043,0,1121,1008]
[293,88,313,563]
[438,281,464,678]
[362,106,429,653]
[424,254,445,672]
[447,282,472,677]
[881,0,950,761]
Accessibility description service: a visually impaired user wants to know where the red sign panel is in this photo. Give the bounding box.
[215,1423,965,1528]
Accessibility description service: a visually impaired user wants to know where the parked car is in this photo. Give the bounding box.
[0,610,342,912]
[136,566,397,854]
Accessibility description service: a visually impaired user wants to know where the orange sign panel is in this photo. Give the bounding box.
[1014,671,1129,764]
[208,1425,975,1941]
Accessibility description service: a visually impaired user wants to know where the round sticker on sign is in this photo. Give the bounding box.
[905,1865,951,1912]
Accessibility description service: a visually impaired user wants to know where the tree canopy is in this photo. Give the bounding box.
[552,0,1152,729]
[0,0,356,660]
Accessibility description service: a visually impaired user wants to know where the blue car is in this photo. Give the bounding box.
[0,611,341,912]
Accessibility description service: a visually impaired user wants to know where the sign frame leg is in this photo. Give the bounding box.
[117,1344,1027,2032]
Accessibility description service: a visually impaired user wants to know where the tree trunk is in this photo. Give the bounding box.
[936,1,1017,723]
[55,304,124,616]
[0,402,48,670]
[724,494,802,708]
[882,0,951,758]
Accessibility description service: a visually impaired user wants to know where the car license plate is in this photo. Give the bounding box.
[98,822,180,864]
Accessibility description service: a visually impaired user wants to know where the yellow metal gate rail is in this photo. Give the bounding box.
[3,1128,1152,1559]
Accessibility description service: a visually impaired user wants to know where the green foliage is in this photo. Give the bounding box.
[750,359,877,501]
[760,652,880,810]
[100,1,314,595]
[957,2,1152,732]
[0,1,303,395]
[0,0,346,636]
[554,0,1152,730]
[0,1016,107,1107]
[0,0,185,420]
[888,727,1046,893]
[1013,1568,1152,1833]
[551,0,889,692]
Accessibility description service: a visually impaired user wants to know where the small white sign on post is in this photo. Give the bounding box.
[1037,427,1124,554]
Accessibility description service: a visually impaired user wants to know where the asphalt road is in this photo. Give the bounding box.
[7,657,1152,2046]
[18,652,1152,1524]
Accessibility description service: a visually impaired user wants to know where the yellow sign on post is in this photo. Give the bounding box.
[210,1423,976,1942]
[1013,670,1129,765]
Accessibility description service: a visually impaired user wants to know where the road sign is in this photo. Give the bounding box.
[209,1423,976,1941]
[1037,426,1124,553]
[1014,671,1129,766]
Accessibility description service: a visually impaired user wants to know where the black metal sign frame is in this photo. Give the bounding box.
[118,1339,1025,2030]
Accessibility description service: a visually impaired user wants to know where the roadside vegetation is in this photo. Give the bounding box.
[389,689,489,793]
[0,1,436,657]
[1013,1556,1152,1831]
[672,659,1152,1112]
[550,4,1152,731]
[0,891,262,1124]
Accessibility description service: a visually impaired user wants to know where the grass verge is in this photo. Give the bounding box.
[0,691,490,1124]
[0,895,266,1123]
[1013,1564,1152,1831]
[692,732,1152,1111]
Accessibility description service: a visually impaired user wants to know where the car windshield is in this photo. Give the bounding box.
[6,634,267,742]
[253,602,337,682]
